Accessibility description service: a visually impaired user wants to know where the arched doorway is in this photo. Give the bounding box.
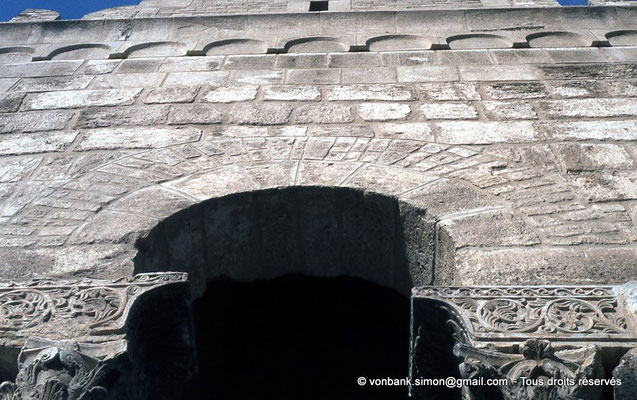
[133,186,437,399]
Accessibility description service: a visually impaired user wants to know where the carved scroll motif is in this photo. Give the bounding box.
[413,286,632,342]
[0,273,188,341]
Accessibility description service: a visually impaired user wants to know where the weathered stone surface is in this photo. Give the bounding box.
[168,104,223,124]
[421,103,477,120]
[0,132,78,155]
[482,101,537,120]
[0,61,82,79]
[326,84,417,101]
[418,82,480,101]
[230,103,292,125]
[76,127,201,150]
[345,164,437,195]
[437,121,540,144]
[567,172,637,202]
[0,93,25,112]
[229,70,284,85]
[373,123,434,141]
[12,76,94,92]
[483,82,549,99]
[539,98,637,119]
[201,86,258,103]
[454,247,637,285]
[159,56,224,72]
[459,65,538,81]
[0,111,73,133]
[263,85,321,101]
[614,348,637,400]
[396,66,459,82]
[92,73,165,89]
[359,103,411,121]
[341,67,397,84]
[295,104,354,124]
[163,71,229,86]
[163,167,252,201]
[286,69,341,84]
[542,121,637,141]
[144,86,198,104]
[75,106,170,128]
[70,211,157,244]
[23,89,142,110]
[405,179,497,218]
[0,157,41,183]
[552,143,635,171]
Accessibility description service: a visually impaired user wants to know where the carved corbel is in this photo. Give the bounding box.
[0,338,112,400]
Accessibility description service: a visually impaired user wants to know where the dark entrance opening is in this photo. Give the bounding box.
[184,275,410,399]
[309,1,329,12]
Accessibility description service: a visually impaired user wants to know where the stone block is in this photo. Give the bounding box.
[341,67,397,84]
[405,179,497,218]
[12,76,94,92]
[163,71,229,86]
[168,104,223,125]
[0,111,73,133]
[540,121,637,141]
[230,103,292,125]
[144,86,198,104]
[538,64,637,80]
[0,61,83,78]
[0,93,25,112]
[76,127,201,150]
[374,123,434,141]
[77,60,120,75]
[159,56,224,72]
[0,79,18,93]
[295,104,354,124]
[489,48,550,64]
[223,55,276,70]
[418,83,480,101]
[229,70,284,85]
[567,172,637,202]
[308,125,373,138]
[436,50,493,65]
[326,84,417,101]
[552,143,635,171]
[201,86,258,103]
[459,65,539,81]
[262,85,321,101]
[482,101,537,120]
[328,53,380,68]
[0,157,41,183]
[115,58,163,73]
[544,48,608,64]
[23,89,142,110]
[286,69,341,84]
[274,54,327,69]
[380,51,434,67]
[483,82,548,99]
[359,103,411,121]
[421,103,477,120]
[345,164,437,195]
[539,98,637,119]
[454,247,637,286]
[164,167,252,201]
[437,121,540,144]
[76,105,169,128]
[396,66,459,82]
[92,73,165,89]
[0,132,78,155]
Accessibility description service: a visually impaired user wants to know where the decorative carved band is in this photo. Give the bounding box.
[413,285,635,343]
[0,273,188,342]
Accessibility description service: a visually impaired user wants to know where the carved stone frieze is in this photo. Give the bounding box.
[413,285,635,343]
[410,284,637,400]
[0,273,188,344]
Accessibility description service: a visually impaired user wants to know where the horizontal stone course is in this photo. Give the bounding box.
[0,111,74,133]
[437,121,541,144]
[76,127,202,150]
[0,131,78,155]
[23,89,142,110]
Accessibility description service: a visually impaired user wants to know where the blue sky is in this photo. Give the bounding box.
[1,0,140,22]
[1,0,591,22]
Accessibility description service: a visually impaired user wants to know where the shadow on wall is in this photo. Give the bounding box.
[133,186,437,299]
[132,186,448,400]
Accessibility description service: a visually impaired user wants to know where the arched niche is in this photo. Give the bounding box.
[134,186,435,298]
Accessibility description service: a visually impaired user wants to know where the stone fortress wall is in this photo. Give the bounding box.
[0,1,637,399]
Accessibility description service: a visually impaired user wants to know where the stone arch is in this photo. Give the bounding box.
[366,34,431,51]
[526,31,588,48]
[133,186,434,298]
[47,44,111,60]
[283,37,349,53]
